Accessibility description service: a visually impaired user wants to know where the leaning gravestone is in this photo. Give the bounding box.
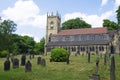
[37,57,41,65]
[13,58,19,68]
[25,60,32,72]
[21,54,26,66]
[4,60,10,71]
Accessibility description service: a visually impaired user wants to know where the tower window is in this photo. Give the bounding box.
[50,21,54,29]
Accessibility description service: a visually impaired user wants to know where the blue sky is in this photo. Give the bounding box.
[0,0,120,42]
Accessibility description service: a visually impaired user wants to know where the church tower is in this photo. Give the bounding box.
[45,12,61,54]
[45,12,61,44]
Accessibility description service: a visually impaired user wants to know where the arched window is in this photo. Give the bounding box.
[50,21,54,29]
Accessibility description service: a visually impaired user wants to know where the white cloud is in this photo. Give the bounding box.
[101,0,108,6]
[2,0,47,42]
[64,11,114,27]
[115,0,120,7]
[21,33,40,42]
[2,0,46,28]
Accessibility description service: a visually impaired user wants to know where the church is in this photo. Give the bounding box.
[45,13,120,55]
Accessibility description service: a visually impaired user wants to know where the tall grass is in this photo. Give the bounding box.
[0,54,120,80]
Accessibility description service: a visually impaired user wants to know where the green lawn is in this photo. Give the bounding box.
[0,54,120,80]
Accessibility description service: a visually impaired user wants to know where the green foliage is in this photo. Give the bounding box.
[34,37,45,54]
[51,48,68,62]
[116,6,120,25]
[103,19,119,30]
[62,18,91,30]
[0,19,17,52]
[0,50,9,57]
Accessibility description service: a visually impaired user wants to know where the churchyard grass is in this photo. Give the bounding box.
[0,54,120,80]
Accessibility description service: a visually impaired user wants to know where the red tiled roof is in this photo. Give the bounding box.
[52,27,108,36]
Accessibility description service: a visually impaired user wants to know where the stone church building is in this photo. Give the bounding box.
[45,13,120,55]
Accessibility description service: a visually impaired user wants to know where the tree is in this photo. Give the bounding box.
[0,19,17,51]
[33,37,45,54]
[62,18,91,30]
[19,35,35,54]
[103,19,119,30]
[116,6,120,25]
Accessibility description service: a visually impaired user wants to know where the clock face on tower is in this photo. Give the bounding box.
[50,21,54,29]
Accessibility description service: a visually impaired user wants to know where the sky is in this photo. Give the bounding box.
[0,0,120,42]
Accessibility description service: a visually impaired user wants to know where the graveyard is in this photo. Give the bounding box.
[0,54,120,80]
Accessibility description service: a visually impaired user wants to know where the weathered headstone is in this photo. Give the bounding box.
[4,60,10,71]
[75,53,77,56]
[89,58,100,80]
[104,54,107,65]
[41,58,46,67]
[110,55,115,80]
[21,54,26,66]
[37,57,41,65]
[13,58,19,68]
[6,55,9,61]
[96,58,99,74]
[50,58,53,62]
[25,60,32,72]
[88,52,90,63]
[66,55,69,64]
[89,73,100,80]
[29,54,32,59]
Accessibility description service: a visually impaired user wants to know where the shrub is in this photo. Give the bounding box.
[0,50,9,58]
[51,48,68,62]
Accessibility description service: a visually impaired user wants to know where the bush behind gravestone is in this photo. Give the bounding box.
[51,48,68,62]
[0,50,9,58]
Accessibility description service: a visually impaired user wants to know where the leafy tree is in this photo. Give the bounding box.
[116,6,120,25]
[19,35,35,54]
[0,20,17,52]
[34,37,45,54]
[103,19,119,30]
[0,20,16,34]
[62,18,91,30]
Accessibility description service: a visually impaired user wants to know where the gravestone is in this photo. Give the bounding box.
[29,54,32,59]
[88,58,100,80]
[75,53,77,56]
[37,57,41,65]
[50,58,53,62]
[32,54,34,58]
[104,54,107,65]
[13,58,19,68]
[6,55,9,61]
[66,55,69,64]
[21,54,26,66]
[96,58,99,73]
[110,55,115,80]
[25,60,32,72]
[89,73,100,80]
[88,52,90,63]
[41,58,46,67]
[4,60,10,71]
